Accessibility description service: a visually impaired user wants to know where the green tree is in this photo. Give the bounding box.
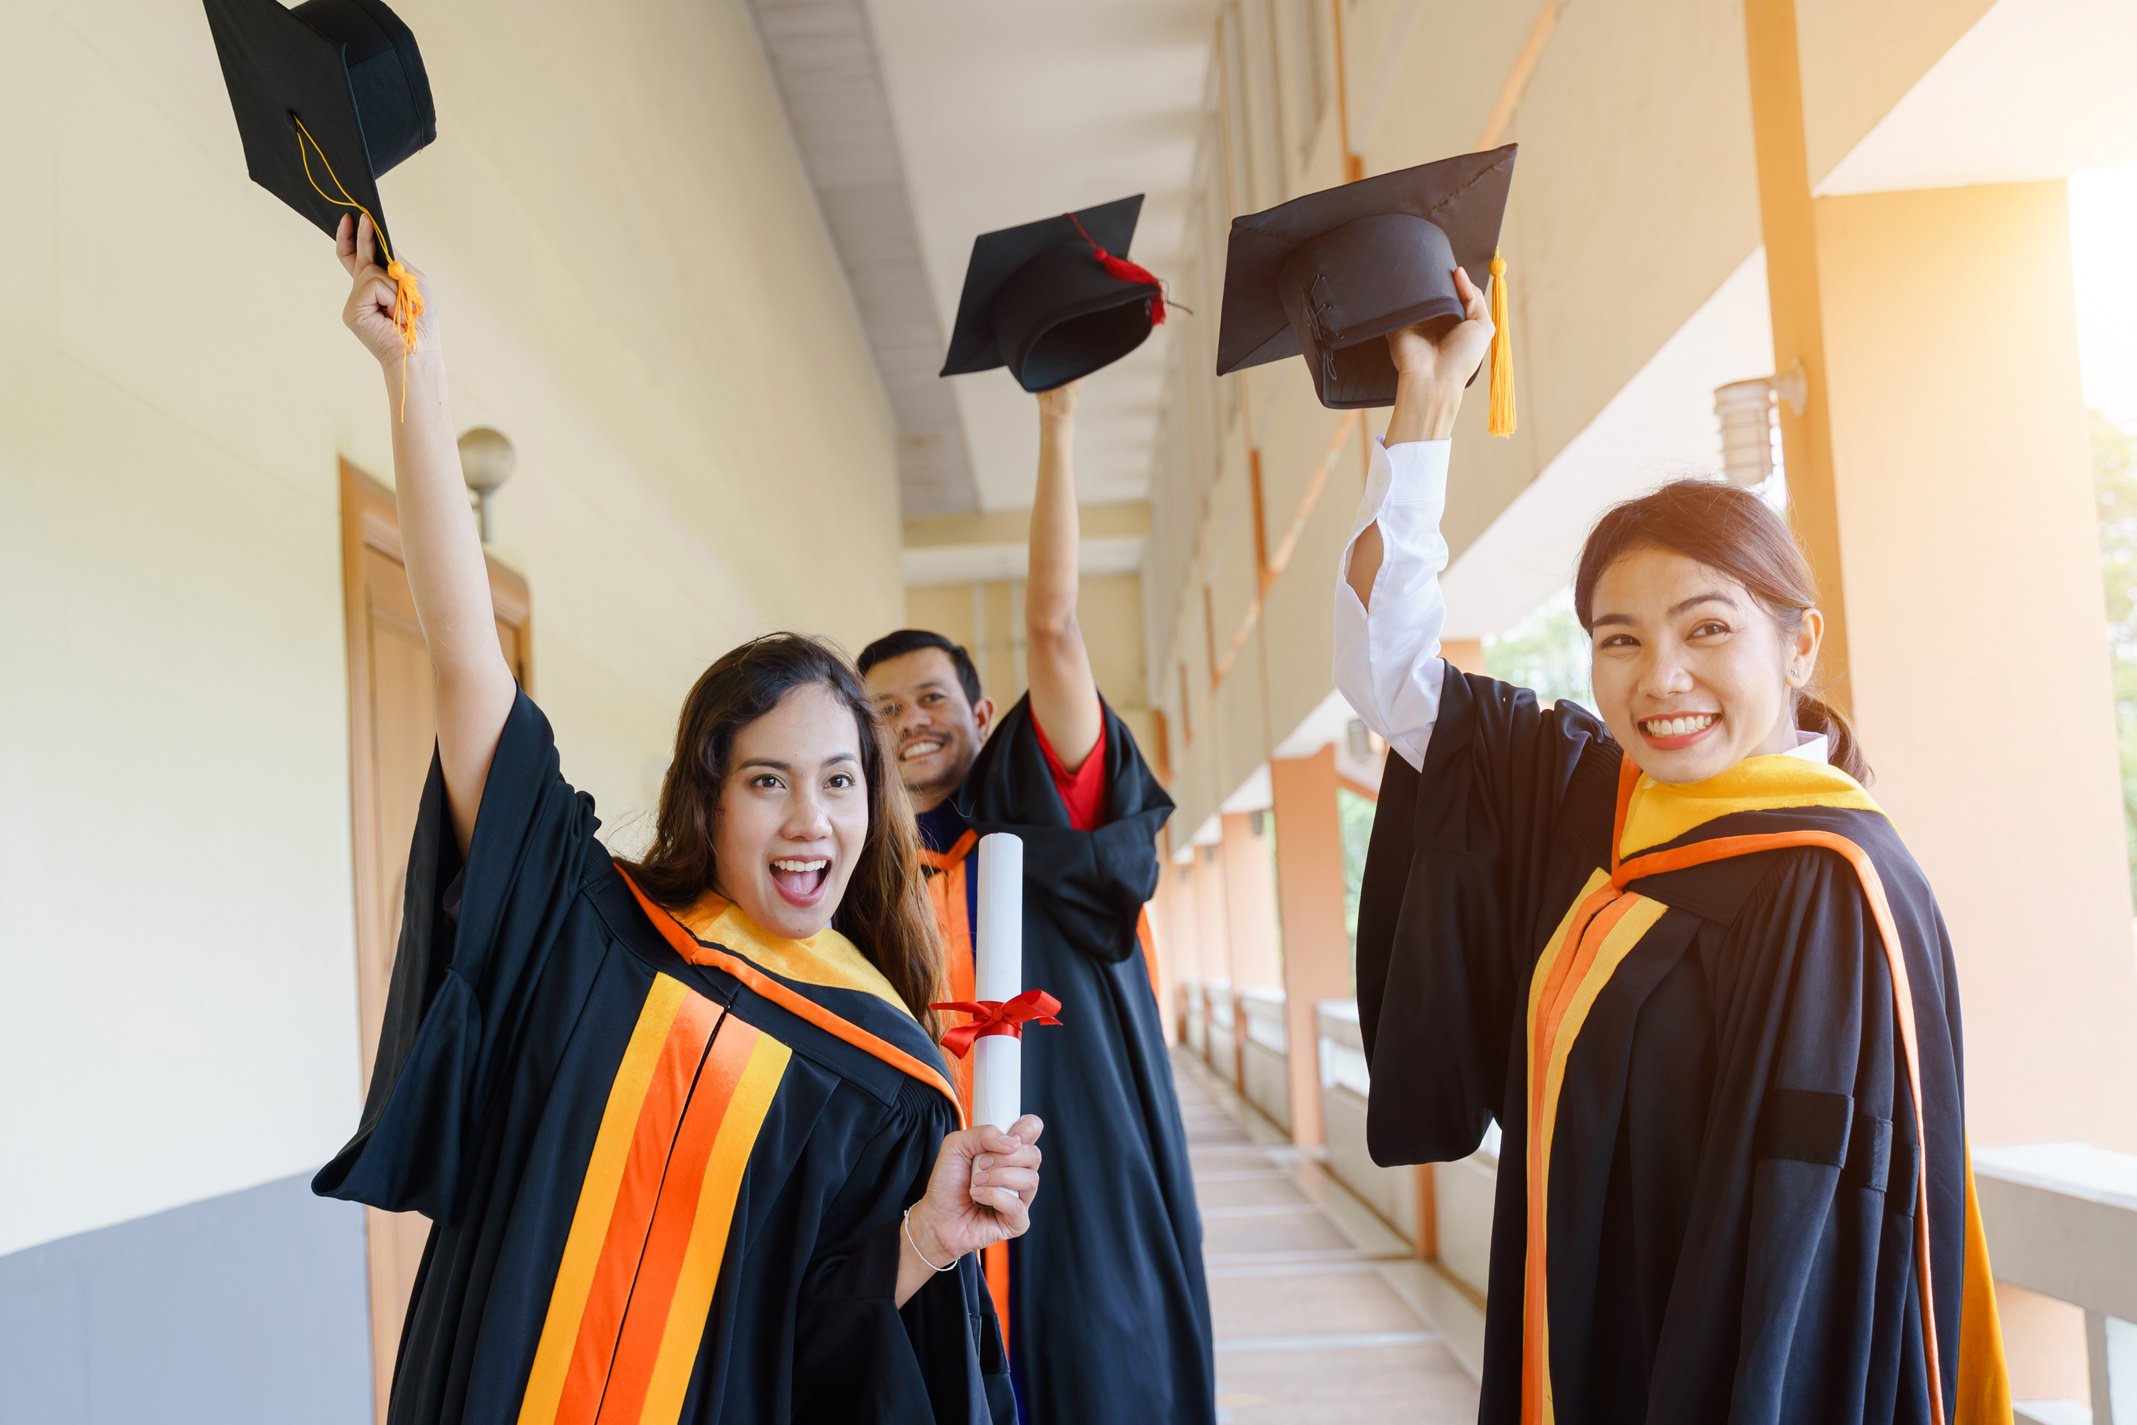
[2090,409,2137,903]
[1486,585,1592,709]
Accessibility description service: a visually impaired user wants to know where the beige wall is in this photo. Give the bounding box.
[1146,0,1782,835]
[905,572,1157,755]
[1141,0,2055,837]
[0,0,902,1254]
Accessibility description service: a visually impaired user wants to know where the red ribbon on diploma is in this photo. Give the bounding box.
[929,990,1064,1060]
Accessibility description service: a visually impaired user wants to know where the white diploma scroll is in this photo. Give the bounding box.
[973,831,1024,1131]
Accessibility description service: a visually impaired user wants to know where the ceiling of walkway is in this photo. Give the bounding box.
[752,0,1220,517]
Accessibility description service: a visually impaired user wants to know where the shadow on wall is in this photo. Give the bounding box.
[0,1174,373,1423]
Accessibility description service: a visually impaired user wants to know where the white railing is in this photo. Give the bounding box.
[1315,999,1423,1244]
[1182,990,2137,1410]
[1238,987,1290,1130]
[1178,978,1208,1057]
[1975,1143,2137,1425]
[1204,978,1236,1079]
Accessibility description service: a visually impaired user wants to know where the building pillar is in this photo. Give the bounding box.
[1808,180,2137,1153]
[1440,637,1487,676]
[1219,810,1282,1092]
[1748,7,2137,1395]
[1150,859,1200,1044]
[1269,748,1353,1146]
[1191,838,1232,1074]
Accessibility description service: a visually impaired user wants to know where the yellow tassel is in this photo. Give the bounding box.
[294,114,422,422]
[1487,253,1515,438]
[386,258,424,421]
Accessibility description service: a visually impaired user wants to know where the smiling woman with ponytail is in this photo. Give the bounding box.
[1331,279,2010,1424]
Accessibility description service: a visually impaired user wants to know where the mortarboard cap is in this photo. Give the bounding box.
[203,0,435,260]
[940,195,1169,393]
[1216,145,1517,422]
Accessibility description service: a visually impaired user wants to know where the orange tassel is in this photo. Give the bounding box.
[293,114,423,422]
[1488,253,1515,438]
[385,258,424,420]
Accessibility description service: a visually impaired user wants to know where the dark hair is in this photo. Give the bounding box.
[856,629,985,707]
[1572,479,1871,784]
[618,634,944,1031]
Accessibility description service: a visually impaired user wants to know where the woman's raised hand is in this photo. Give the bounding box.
[1382,265,1492,443]
[1385,265,1493,388]
[335,212,438,370]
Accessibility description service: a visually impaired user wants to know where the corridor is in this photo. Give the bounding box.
[1177,1049,1481,1423]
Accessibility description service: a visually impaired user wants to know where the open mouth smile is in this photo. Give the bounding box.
[769,857,831,908]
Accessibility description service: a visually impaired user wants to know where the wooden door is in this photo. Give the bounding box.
[340,462,531,1421]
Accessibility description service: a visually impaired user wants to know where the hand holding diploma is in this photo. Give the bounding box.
[897,1115,1044,1304]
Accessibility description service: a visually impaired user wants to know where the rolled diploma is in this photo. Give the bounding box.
[973,831,1024,1131]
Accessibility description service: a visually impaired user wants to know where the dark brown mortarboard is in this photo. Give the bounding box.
[940,195,1169,393]
[1216,145,1517,420]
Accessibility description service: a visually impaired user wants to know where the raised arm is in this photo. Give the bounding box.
[1332,266,1496,770]
[338,214,517,854]
[1023,380,1103,769]
[1345,266,1493,610]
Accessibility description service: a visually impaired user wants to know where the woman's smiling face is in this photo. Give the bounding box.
[1586,545,1822,784]
[712,683,871,940]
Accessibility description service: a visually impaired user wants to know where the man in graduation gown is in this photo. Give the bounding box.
[861,380,1217,1425]
[315,693,1015,1425]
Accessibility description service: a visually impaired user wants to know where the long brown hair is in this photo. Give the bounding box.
[1572,479,1871,784]
[619,634,944,1032]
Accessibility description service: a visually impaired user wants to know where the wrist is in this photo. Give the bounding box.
[1390,373,1462,443]
[903,1204,956,1271]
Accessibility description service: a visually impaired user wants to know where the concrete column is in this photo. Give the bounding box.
[1219,811,1281,1092]
[1440,637,1488,677]
[1810,181,2137,1154]
[1191,839,1232,1074]
[1149,860,1197,1043]
[1218,811,1283,991]
[1269,748,1354,1146]
[1748,7,2137,1387]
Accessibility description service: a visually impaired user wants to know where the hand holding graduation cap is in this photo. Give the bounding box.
[337,213,438,372]
[1385,266,1493,444]
[1385,265,1494,388]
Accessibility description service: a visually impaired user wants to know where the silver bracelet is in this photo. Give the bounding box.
[902,1208,958,1272]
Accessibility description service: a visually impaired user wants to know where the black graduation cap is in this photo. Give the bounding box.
[202,0,436,259]
[1216,145,1517,422]
[940,195,1169,393]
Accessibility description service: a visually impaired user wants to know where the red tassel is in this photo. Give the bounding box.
[1068,212,1167,326]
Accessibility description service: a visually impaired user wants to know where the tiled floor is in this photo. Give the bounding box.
[1176,1049,1482,1424]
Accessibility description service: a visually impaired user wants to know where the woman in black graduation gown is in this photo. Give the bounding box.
[312,215,1040,1425]
[1333,268,2011,1424]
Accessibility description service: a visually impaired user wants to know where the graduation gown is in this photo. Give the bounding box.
[314,692,1013,1425]
[915,695,1216,1425]
[1356,667,2010,1425]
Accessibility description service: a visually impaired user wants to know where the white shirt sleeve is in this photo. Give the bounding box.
[1332,439,1453,773]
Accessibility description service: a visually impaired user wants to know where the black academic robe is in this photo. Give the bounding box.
[917,695,1217,1425]
[1356,667,2009,1425]
[314,692,1013,1425]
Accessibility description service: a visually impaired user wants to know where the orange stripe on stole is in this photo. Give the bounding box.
[516,975,703,1425]
[639,1027,793,1422]
[1518,874,1666,1425]
[550,991,725,1423]
[594,1018,767,1424]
